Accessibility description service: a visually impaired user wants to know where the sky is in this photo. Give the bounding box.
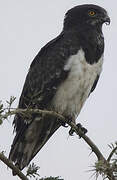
[0,0,117,180]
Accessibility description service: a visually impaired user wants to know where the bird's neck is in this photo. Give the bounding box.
[64,25,104,64]
[80,26,104,64]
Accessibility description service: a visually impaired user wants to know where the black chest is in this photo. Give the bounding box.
[79,27,104,64]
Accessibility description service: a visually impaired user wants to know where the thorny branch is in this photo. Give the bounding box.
[0,152,28,180]
[0,98,117,179]
[107,145,117,162]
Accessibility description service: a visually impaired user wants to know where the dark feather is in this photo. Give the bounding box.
[9,4,110,172]
[9,31,81,169]
[89,75,100,96]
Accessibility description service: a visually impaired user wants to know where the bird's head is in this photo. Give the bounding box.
[64,4,110,31]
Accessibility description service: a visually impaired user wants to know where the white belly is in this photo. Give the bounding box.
[50,49,103,119]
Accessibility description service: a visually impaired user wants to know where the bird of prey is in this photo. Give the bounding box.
[9,4,110,171]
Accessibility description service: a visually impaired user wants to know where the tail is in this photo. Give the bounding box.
[9,115,61,172]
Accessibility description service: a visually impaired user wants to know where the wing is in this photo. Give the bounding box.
[14,32,69,132]
[9,31,80,170]
[89,75,100,95]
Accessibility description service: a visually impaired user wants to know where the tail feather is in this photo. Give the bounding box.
[9,116,61,171]
[30,119,61,162]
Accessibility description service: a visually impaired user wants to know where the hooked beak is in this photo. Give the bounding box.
[103,15,110,25]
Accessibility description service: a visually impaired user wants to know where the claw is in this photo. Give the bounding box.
[69,123,88,137]
[69,128,75,136]
[58,118,68,128]
[60,115,73,128]
[77,123,88,138]
[61,122,68,128]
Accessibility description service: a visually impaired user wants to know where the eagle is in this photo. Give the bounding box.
[9,4,110,172]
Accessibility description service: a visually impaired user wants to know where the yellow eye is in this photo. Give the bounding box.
[88,11,96,16]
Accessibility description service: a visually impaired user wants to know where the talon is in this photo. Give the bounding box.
[69,128,75,136]
[76,123,88,138]
[81,127,88,134]
[76,123,82,128]
[76,123,88,134]
[62,123,68,128]
[58,118,68,128]
[69,123,88,137]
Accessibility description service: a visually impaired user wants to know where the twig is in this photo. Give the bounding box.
[107,146,117,162]
[0,108,112,160]
[66,120,105,161]
[0,152,28,180]
[0,108,64,121]
[0,107,116,179]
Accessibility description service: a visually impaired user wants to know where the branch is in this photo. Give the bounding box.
[65,120,115,180]
[107,146,117,162]
[0,107,116,179]
[0,152,28,180]
[0,108,111,160]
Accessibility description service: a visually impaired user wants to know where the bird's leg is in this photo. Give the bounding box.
[69,123,88,136]
[66,116,76,135]
[60,121,68,128]
[77,123,88,136]
[57,117,68,128]
[65,116,76,136]
[58,115,73,128]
